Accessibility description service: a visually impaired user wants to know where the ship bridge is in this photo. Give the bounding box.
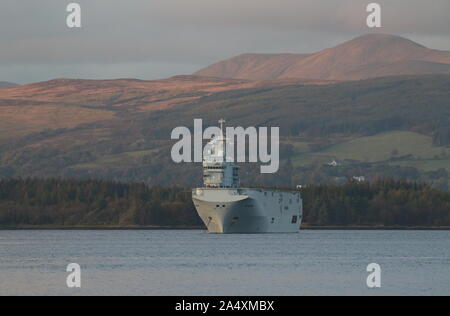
[203,119,239,188]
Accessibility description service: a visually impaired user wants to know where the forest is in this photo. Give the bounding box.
[0,178,449,228]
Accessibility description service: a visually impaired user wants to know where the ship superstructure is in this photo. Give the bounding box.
[192,120,303,234]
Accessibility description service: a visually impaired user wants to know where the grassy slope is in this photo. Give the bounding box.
[290,131,449,171]
[0,105,115,142]
[389,159,450,172]
[72,148,160,169]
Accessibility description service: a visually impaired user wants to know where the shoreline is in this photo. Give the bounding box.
[1,225,450,231]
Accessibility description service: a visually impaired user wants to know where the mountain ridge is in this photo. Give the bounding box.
[195,34,450,81]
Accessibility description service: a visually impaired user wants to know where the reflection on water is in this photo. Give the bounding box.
[0,230,449,296]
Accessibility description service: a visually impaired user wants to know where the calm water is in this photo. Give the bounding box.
[0,230,449,296]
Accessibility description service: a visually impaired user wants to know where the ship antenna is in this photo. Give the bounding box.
[219,119,226,134]
[218,119,226,161]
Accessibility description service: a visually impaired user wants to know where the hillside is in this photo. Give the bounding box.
[0,74,448,189]
[0,75,330,142]
[195,34,450,81]
[194,53,311,80]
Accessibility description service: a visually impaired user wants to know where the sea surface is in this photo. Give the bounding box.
[0,230,449,296]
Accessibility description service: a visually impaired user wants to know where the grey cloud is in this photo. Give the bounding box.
[1,0,449,83]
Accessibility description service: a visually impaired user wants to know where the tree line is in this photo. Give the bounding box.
[0,178,449,227]
[302,180,450,226]
[0,179,200,227]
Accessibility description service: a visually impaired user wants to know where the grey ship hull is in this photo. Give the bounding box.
[192,188,302,234]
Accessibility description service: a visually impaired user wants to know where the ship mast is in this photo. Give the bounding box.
[218,118,226,162]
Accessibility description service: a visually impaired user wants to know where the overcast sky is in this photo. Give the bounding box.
[1,0,450,84]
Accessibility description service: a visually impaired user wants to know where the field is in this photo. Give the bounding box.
[290,131,449,170]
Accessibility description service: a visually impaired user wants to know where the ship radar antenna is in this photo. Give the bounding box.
[218,119,226,161]
[218,119,226,135]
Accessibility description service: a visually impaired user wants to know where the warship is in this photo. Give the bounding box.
[192,120,303,233]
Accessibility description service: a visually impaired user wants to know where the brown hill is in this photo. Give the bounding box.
[0,75,331,142]
[195,34,450,81]
[194,53,311,80]
[0,76,247,141]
